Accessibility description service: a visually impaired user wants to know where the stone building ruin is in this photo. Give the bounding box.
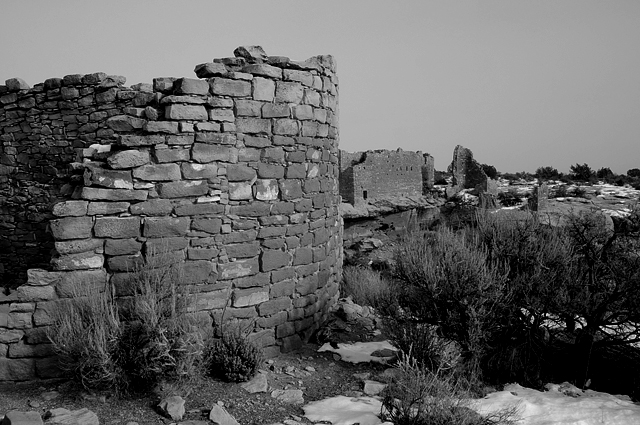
[339,149,434,205]
[0,46,342,380]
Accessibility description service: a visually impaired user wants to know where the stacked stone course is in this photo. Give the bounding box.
[0,46,342,380]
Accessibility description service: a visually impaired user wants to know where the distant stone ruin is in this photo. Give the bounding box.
[339,149,434,205]
[448,145,497,198]
[0,46,342,380]
[529,183,549,211]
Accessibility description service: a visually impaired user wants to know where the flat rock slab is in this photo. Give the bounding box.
[240,372,268,393]
[208,405,239,425]
[44,408,98,425]
[271,389,304,405]
[363,380,387,396]
[2,410,43,425]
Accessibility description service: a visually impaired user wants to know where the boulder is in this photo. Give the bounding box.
[157,395,185,421]
[208,405,239,425]
[1,410,43,425]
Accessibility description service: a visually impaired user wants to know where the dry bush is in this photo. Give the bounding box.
[381,353,519,425]
[341,265,393,309]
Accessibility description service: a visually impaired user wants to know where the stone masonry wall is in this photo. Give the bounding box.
[0,46,342,380]
[339,149,434,205]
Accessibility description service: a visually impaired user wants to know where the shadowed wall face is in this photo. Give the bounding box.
[0,46,342,380]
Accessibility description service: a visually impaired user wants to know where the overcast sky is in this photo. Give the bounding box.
[2,0,639,174]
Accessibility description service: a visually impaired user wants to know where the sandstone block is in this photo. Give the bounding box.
[181,163,218,179]
[260,250,291,271]
[234,45,267,61]
[192,144,238,163]
[0,329,23,344]
[254,179,279,201]
[51,252,104,271]
[133,163,181,181]
[8,341,55,358]
[252,77,275,101]
[228,182,253,200]
[144,217,190,237]
[167,134,195,145]
[262,103,290,118]
[279,180,303,200]
[106,115,145,131]
[26,269,62,287]
[107,254,144,272]
[153,148,190,163]
[107,150,150,169]
[52,201,88,217]
[194,290,228,310]
[105,238,142,256]
[284,69,314,87]
[303,89,321,106]
[129,199,173,215]
[175,203,223,216]
[236,117,271,134]
[293,105,313,120]
[273,119,299,136]
[157,180,209,198]
[94,217,140,238]
[229,202,271,217]
[258,297,292,317]
[165,104,207,120]
[144,121,179,134]
[233,288,269,308]
[181,260,215,284]
[227,164,257,182]
[275,81,303,103]
[0,358,36,381]
[194,62,228,78]
[243,136,270,148]
[5,77,30,91]
[226,242,260,259]
[85,166,133,189]
[271,280,295,298]
[192,218,222,234]
[257,163,284,179]
[242,63,282,79]
[210,78,251,97]
[153,77,176,92]
[16,285,56,302]
[301,121,318,137]
[293,247,313,266]
[49,217,93,240]
[208,108,235,122]
[219,257,260,280]
[119,134,165,147]
[195,132,236,144]
[174,77,209,95]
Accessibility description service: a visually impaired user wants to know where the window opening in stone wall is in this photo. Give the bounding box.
[363,190,368,200]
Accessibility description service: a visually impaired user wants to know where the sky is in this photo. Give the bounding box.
[1,0,639,174]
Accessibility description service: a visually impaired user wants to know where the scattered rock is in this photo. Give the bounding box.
[304,366,315,373]
[2,410,43,425]
[208,405,239,425]
[353,372,371,381]
[270,389,304,405]
[28,401,40,408]
[158,396,186,421]
[363,380,387,396]
[44,408,99,425]
[41,392,60,401]
[240,373,268,394]
[371,348,396,358]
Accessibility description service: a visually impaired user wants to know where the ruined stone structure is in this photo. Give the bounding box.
[339,149,434,205]
[448,145,497,199]
[529,183,549,212]
[0,46,342,380]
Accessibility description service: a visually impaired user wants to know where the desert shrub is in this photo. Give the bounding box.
[341,265,393,310]
[497,189,523,207]
[117,254,206,391]
[552,185,568,198]
[391,228,510,375]
[48,248,206,394]
[571,186,587,198]
[381,353,518,425]
[535,166,560,181]
[205,326,263,382]
[48,287,125,392]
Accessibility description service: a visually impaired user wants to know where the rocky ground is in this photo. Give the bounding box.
[0,299,395,425]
